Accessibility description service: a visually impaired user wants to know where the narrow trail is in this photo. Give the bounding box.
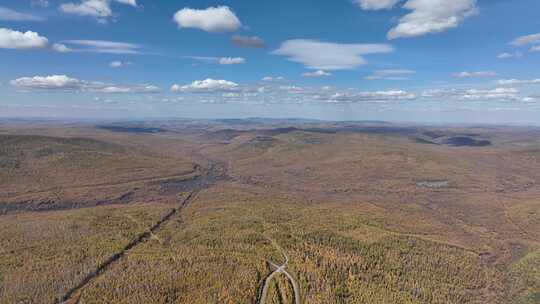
[257,239,301,304]
[56,158,226,304]
[124,214,163,244]
[494,174,532,240]
[497,196,530,239]
[57,190,199,304]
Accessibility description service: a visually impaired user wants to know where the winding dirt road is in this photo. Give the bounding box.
[258,239,301,304]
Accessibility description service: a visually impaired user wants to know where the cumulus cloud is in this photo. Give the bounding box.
[203,85,416,105]
[388,0,478,39]
[497,51,522,59]
[173,6,241,33]
[357,90,416,101]
[164,78,421,105]
[273,39,393,70]
[302,70,332,77]
[354,0,400,10]
[231,35,266,48]
[60,0,112,17]
[497,79,540,85]
[171,79,239,93]
[421,87,526,101]
[0,6,44,21]
[510,33,540,46]
[10,74,158,93]
[365,69,415,80]
[316,90,416,103]
[460,88,520,101]
[11,75,82,89]
[218,57,245,65]
[0,28,49,49]
[52,43,72,53]
[453,71,498,78]
[60,0,137,20]
[62,40,142,54]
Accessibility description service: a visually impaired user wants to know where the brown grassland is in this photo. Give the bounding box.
[0,120,539,303]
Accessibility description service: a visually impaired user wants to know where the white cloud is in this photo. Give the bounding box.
[365,69,415,80]
[10,74,159,93]
[460,88,519,101]
[360,90,416,101]
[231,35,266,48]
[302,70,332,77]
[279,85,304,93]
[171,79,239,93]
[60,0,137,20]
[185,56,246,65]
[497,79,540,85]
[219,57,245,65]
[114,0,137,7]
[173,6,241,33]
[62,40,141,54]
[109,60,132,68]
[273,39,393,70]
[420,88,456,98]
[421,87,524,101]
[139,79,502,105]
[387,0,478,39]
[354,0,400,10]
[52,43,72,53]
[453,71,497,78]
[11,75,82,89]
[316,90,416,103]
[0,28,49,49]
[65,40,136,49]
[60,0,112,17]
[98,85,157,93]
[531,46,540,53]
[510,33,540,46]
[0,6,44,21]
[497,51,522,59]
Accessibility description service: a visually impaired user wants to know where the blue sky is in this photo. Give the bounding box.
[1,0,540,124]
